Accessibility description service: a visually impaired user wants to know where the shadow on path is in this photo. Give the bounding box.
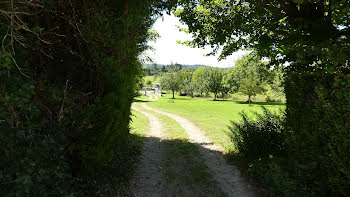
[129,136,231,197]
[128,135,259,197]
[129,102,257,197]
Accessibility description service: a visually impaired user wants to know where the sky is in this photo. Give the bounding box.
[144,14,250,68]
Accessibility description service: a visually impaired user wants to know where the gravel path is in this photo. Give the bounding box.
[129,105,165,197]
[141,101,256,197]
[130,93,256,196]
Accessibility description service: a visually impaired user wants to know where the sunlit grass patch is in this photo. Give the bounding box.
[147,93,285,153]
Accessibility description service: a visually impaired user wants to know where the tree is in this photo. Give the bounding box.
[206,68,224,101]
[269,67,285,100]
[160,72,180,99]
[226,55,271,103]
[179,69,195,97]
[175,0,349,73]
[220,71,232,98]
[222,69,239,95]
[162,65,167,73]
[238,67,266,104]
[135,69,147,97]
[146,79,153,88]
[192,67,208,96]
[168,62,182,72]
[145,79,153,95]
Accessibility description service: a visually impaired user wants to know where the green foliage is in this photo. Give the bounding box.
[249,160,311,196]
[160,68,181,98]
[206,67,224,100]
[192,67,209,96]
[179,69,195,96]
[175,0,349,72]
[1,0,162,195]
[228,107,312,196]
[228,108,286,163]
[267,67,285,101]
[285,72,350,195]
[146,79,153,87]
[225,55,271,103]
[229,73,350,195]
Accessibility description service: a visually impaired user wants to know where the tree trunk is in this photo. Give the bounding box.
[214,93,217,101]
[172,90,175,99]
[248,95,251,104]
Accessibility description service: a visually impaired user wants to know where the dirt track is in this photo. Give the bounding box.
[129,106,165,197]
[130,93,256,196]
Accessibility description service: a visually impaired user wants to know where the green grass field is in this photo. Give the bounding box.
[144,75,160,86]
[144,93,285,153]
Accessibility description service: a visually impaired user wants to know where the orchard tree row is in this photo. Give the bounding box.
[160,55,284,102]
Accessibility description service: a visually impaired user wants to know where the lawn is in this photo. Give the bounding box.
[144,75,161,86]
[145,93,285,153]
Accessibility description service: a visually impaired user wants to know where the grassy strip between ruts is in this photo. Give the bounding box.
[146,93,285,153]
[130,108,150,137]
[135,103,226,197]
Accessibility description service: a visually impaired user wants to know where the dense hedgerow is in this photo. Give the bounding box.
[0,0,165,196]
[285,72,350,195]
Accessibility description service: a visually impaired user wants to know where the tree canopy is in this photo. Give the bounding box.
[192,67,209,96]
[160,71,181,99]
[175,0,349,72]
[206,68,224,100]
[225,55,271,103]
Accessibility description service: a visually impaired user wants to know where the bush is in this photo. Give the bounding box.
[228,108,313,195]
[264,96,282,103]
[228,107,286,163]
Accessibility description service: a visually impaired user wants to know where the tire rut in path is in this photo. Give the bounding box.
[129,105,165,197]
[141,102,256,197]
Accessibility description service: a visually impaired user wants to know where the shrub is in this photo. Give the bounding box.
[264,96,282,103]
[228,107,286,163]
[228,108,312,195]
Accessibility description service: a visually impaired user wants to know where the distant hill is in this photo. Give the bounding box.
[143,64,215,70]
[142,63,231,76]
